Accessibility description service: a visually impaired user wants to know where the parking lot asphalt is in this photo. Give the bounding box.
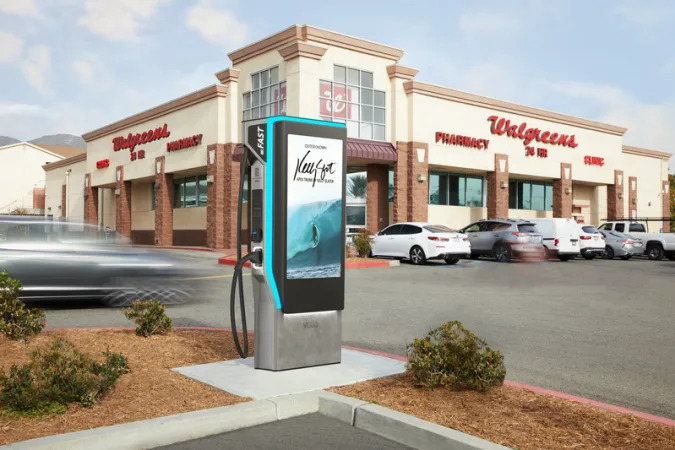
[37,250,675,419]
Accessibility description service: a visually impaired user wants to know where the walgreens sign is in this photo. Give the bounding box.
[487,115,579,148]
[319,81,352,119]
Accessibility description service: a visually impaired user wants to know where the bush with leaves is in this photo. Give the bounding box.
[123,300,172,337]
[0,270,45,341]
[0,338,128,415]
[407,320,506,392]
[352,228,372,258]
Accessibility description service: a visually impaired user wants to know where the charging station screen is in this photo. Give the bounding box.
[286,134,344,280]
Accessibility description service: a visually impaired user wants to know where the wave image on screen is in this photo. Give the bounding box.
[287,199,342,279]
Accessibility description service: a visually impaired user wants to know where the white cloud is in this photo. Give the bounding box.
[614,1,674,27]
[0,30,23,63]
[458,11,522,39]
[20,45,51,93]
[72,59,94,85]
[78,0,170,42]
[0,0,38,16]
[0,102,50,117]
[550,81,675,173]
[185,0,247,49]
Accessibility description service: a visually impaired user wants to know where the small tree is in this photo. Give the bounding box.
[352,228,372,257]
[0,271,45,341]
[123,300,172,337]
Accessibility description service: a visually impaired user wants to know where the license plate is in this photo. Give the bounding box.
[572,241,577,246]
[594,236,600,240]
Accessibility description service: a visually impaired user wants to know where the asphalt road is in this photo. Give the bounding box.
[157,413,411,450]
[36,250,675,419]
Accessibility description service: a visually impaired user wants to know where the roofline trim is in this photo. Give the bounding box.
[42,152,87,171]
[622,145,672,160]
[0,141,66,160]
[403,81,628,136]
[82,84,228,142]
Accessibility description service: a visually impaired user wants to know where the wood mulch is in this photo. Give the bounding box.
[0,329,250,445]
[332,373,674,450]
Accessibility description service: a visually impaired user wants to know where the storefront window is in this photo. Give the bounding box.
[388,170,394,202]
[347,172,367,199]
[429,172,483,207]
[346,205,366,228]
[174,175,207,208]
[509,180,553,211]
[242,66,286,120]
[320,65,386,141]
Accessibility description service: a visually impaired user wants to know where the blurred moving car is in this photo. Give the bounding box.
[370,222,471,265]
[0,216,199,305]
[459,219,545,262]
[527,218,580,261]
[598,230,641,260]
[577,224,605,260]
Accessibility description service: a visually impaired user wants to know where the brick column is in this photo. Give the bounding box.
[154,156,173,246]
[115,166,132,238]
[606,170,624,220]
[393,142,409,223]
[663,180,671,232]
[366,164,389,233]
[83,173,98,225]
[407,142,429,222]
[61,184,66,218]
[628,176,638,220]
[487,154,509,219]
[553,162,573,218]
[206,143,239,249]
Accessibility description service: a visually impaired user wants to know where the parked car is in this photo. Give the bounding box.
[525,218,580,261]
[458,219,545,262]
[577,224,605,260]
[598,230,641,260]
[598,221,675,260]
[0,216,198,304]
[370,222,471,265]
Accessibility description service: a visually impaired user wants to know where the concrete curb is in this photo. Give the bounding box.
[2,390,507,450]
[319,392,508,450]
[218,256,398,269]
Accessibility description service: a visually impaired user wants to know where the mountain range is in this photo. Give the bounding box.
[0,134,86,148]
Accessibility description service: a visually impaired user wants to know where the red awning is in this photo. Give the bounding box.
[233,138,397,162]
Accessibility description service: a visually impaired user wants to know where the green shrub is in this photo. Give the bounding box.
[406,320,506,392]
[352,228,372,258]
[0,270,45,341]
[123,300,172,337]
[0,338,128,415]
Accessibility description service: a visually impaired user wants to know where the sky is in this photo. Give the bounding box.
[0,0,673,172]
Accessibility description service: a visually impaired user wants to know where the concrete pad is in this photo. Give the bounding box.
[172,348,406,400]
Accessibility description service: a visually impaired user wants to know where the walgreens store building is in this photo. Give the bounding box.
[44,25,672,248]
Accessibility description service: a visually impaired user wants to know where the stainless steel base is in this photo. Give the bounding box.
[253,273,341,371]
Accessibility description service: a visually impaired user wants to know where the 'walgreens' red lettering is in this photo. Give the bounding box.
[166,134,203,152]
[112,123,170,152]
[487,115,578,148]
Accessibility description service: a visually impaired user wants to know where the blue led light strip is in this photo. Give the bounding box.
[264,116,346,309]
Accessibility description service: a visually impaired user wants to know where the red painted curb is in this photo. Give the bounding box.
[217,257,391,269]
[39,327,674,427]
[129,245,218,253]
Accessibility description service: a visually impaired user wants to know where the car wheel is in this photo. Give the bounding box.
[620,255,631,260]
[646,245,664,260]
[103,277,191,307]
[470,253,479,260]
[493,243,511,263]
[558,255,572,262]
[444,256,460,265]
[409,246,427,265]
[603,246,614,260]
[582,252,595,260]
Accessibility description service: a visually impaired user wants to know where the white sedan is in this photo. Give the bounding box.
[370,222,471,265]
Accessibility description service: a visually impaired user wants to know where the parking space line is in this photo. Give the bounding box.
[179,273,251,281]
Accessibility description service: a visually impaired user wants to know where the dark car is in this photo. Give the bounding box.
[0,216,198,305]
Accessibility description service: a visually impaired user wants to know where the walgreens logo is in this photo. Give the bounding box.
[487,115,578,148]
[112,123,170,152]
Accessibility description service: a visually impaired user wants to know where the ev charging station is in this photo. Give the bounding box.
[230,116,347,371]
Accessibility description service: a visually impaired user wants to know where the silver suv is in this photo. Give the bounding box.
[459,219,545,262]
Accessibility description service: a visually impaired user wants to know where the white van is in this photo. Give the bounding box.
[527,218,580,261]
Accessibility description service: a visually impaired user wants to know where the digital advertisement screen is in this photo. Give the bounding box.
[286,133,344,280]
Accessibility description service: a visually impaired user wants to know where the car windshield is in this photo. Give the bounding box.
[582,226,599,233]
[517,224,537,233]
[610,231,627,239]
[423,225,456,233]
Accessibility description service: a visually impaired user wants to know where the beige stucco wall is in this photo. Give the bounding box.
[621,153,669,230]
[1,144,62,214]
[509,209,554,220]
[173,206,206,230]
[87,98,222,187]
[428,205,488,230]
[100,188,115,229]
[44,158,86,222]
[131,182,154,230]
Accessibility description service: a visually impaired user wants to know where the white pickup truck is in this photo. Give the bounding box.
[597,221,675,260]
